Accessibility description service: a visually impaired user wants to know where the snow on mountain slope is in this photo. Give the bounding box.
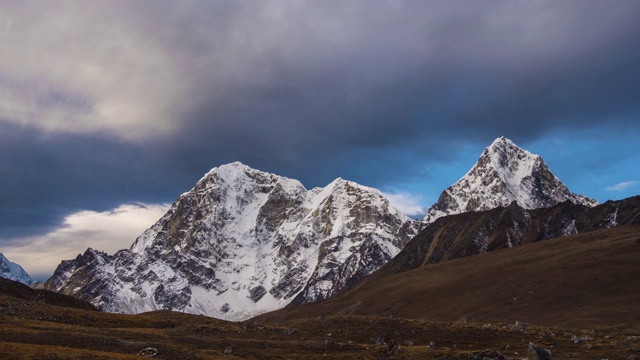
[424,137,598,223]
[45,162,419,321]
[0,253,34,285]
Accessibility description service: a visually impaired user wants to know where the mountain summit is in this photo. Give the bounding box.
[0,253,33,285]
[45,162,419,321]
[424,137,598,223]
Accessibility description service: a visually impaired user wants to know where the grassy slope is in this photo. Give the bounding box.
[256,226,640,333]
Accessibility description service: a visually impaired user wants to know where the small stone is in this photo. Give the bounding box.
[403,340,414,346]
[224,346,233,354]
[467,350,507,359]
[386,338,401,355]
[324,339,335,349]
[527,342,551,360]
[137,347,158,357]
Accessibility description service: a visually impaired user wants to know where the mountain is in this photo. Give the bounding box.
[254,196,640,333]
[423,137,598,223]
[0,253,33,285]
[386,196,639,274]
[44,162,419,321]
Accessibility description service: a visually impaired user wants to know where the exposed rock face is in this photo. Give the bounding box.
[424,137,598,223]
[0,253,33,285]
[45,162,419,321]
[385,196,640,274]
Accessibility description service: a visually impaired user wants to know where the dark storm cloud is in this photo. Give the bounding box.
[2,1,640,240]
[0,121,191,241]
[154,0,640,179]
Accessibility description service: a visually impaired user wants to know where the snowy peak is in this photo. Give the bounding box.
[424,137,598,223]
[49,162,419,321]
[0,253,34,285]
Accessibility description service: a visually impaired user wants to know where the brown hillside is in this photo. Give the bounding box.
[0,277,98,311]
[255,225,640,334]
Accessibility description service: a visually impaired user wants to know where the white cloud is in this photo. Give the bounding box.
[1,203,169,280]
[606,181,639,191]
[0,3,186,139]
[382,191,427,217]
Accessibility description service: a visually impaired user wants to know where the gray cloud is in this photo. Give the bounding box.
[1,1,639,240]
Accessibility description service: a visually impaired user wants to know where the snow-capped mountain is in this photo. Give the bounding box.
[0,253,34,285]
[423,137,598,223]
[45,162,419,321]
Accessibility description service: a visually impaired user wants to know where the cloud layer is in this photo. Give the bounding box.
[1,1,639,244]
[1,203,169,279]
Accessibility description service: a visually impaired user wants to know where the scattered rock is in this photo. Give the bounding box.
[403,340,414,346]
[224,346,233,354]
[220,303,230,313]
[137,347,158,357]
[511,321,529,332]
[467,350,507,359]
[571,335,594,343]
[285,328,295,335]
[527,342,551,360]
[386,338,401,355]
[324,338,337,349]
[483,323,492,329]
[371,332,387,345]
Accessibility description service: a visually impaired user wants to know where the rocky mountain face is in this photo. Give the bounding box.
[44,162,419,321]
[384,196,640,275]
[423,137,598,223]
[0,253,33,285]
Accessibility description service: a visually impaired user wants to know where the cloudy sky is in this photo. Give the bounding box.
[1,1,639,279]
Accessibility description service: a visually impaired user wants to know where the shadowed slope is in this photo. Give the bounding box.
[0,277,97,311]
[254,225,640,333]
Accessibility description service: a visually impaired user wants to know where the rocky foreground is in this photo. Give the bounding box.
[1,274,640,359]
[1,289,640,359]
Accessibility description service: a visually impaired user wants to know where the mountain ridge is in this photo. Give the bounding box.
[45,162,419,321]
[253,197,640,333]
[43,137,605,321]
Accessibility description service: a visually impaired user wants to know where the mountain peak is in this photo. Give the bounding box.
[423,138,597,223]
[487,136,533,158]
[0,253,34,285]
[51,163,419,321]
